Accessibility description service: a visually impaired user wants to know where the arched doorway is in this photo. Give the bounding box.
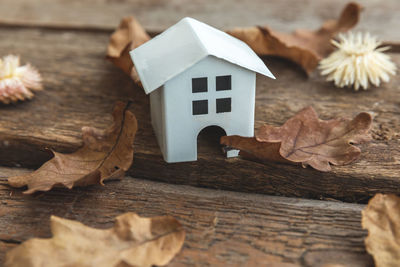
[197,125,226,157]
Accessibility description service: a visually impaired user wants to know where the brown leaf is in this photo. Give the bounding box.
[8,101,138,194]
[257,107,372,171]
[362,194,400,267]
[221,107,372,171]
[382,41,400,53]
[4,212,185,267]
[106,16,151,84]
[220,136,291,165]
[227,2,362,75]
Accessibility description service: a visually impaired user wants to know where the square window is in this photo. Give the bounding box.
[192,77,207,93]
[193,100,208,115]
[216,75,231,91]
[216,98,231,113]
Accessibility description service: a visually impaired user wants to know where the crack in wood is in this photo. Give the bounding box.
[0,239,21,245]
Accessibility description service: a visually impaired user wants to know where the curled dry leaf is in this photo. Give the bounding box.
[221,107,372,172]
[106,16,151,84]
[227,2,362,75]
[0,55,43,104]
[362,194,400,267]
[5,212,185,267]
[8,101,137,194]
[221,136,290,165]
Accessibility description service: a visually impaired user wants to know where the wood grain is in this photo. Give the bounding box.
[0,1,397,266]
[0,0,399,42]
[0,167,373,266]
[0,26,399,201]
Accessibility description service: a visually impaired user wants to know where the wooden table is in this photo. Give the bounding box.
[0,0,399,265]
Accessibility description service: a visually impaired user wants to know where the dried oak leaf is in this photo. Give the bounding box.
[227,2,362,75]
[8,101,137,194]
[5,212,185,267]
[107,16,151,84]
[362,194,400,267]
[221,107,372,172]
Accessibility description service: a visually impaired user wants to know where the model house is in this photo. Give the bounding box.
[130,17,275,163]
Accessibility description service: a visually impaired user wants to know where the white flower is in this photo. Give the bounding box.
[319,32,397,90]
[0,55,43,104]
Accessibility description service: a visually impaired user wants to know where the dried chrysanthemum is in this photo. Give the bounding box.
[319,32,397,90]
[0,55,43,104]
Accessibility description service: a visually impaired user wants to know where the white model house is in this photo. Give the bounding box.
[130,17,275,163]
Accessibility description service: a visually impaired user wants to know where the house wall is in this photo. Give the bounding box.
[149,87,166,157]
[160,55,256,163]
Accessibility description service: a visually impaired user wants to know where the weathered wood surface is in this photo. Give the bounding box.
[0,167,373,266]
[0,1,398,265]
[0,25,399,201]
[0,0,399,42]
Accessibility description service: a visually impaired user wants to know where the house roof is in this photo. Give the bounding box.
[130,17,275,94]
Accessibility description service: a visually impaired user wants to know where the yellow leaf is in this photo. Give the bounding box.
[5,213,185,267]
[362,194,400,267]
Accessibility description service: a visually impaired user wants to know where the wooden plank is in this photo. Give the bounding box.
[0,167,373,266]
[0,0,399,42]
[0,26,399,201]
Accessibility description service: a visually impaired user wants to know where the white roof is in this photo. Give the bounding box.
[130,17,275,94]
